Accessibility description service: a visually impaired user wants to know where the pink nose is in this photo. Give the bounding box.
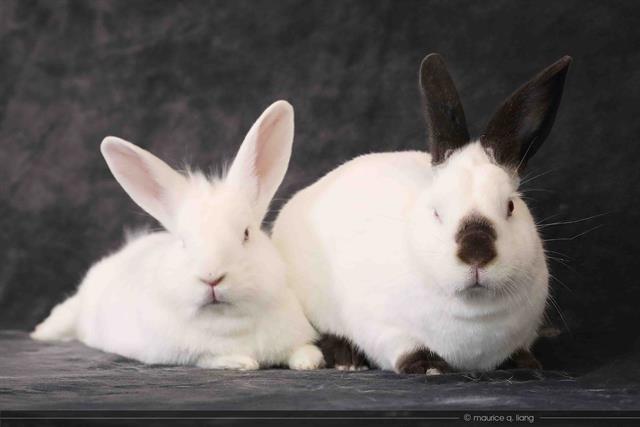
[201,274,226,288]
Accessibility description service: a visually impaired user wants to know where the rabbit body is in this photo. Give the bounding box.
[33,101,323,370]
[44,229,316,370]
[273,55,572,373]
[272,146,548,371]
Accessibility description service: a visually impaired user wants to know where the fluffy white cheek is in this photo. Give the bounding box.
[217,268,254,303]
[484,231,540,294]
[165,280,211,309]
[220,254,278,305]
[494,234,531,271]
[244,237,286,302]
[432,260,473,293]
[408,220,461,291]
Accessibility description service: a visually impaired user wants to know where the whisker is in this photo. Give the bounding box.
[547,293,571,333]
[549,272,573,293]
[537,212,610,229]
[521,188,556,194]
[544,248,571,258]
[536,212,563,226]
[513,143,538,177]
[546,256,580,276]
[519,169,556,186]
[545,254,570,262]
[543,224,604,242]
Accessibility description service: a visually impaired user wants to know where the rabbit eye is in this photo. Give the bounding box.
[243,228,250,243]
[434,209,442,222]
[507,200,515,217]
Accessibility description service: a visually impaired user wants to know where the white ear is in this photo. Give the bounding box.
[226,100,294,221]
[100,136,187,232]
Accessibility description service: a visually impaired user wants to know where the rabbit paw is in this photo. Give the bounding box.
[395,348,452,375]
[508,348,543,370]
[336,364,369,371]
[197,355,260,371]
[317,334,370,371]
[288,344,325,370]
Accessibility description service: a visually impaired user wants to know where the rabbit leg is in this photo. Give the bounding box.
[31,295,79,342]
[363,328,451,374]
[395,347,452,375]
[500,348,542,370]
[317,334,370,371]
[197,354,259,370]
[288,344,325,370]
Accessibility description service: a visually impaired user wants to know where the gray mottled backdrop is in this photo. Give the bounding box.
[1,0,639,375]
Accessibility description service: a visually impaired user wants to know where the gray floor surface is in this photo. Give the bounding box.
[1,331,639,410]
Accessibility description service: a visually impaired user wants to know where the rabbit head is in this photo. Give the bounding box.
[409,54,571,300]
[100,100,294,309]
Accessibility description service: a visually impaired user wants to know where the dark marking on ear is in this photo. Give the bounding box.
[396,347,452,374]
[316,334,370,370]
[419,53,470,165]
[481,56,572,173]
[456,214,497,268]
[498,348,543,370]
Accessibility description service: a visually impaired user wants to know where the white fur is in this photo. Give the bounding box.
[32,100,324,371]
[272,142,548,372]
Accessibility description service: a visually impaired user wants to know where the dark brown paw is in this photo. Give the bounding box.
[396,348,452,375]
[515,354,543,370]
[316,334,370,370]
[500,348,543,370]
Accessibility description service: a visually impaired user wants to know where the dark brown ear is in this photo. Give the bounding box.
[481,56,572,173]
[419,53,470,165]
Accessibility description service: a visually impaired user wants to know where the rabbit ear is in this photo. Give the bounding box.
[419,53,470,165]
[226,100,294,222]
[481,56,572,173]
[101,137,187,231]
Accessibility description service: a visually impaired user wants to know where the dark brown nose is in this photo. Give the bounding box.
[455,215,497,268]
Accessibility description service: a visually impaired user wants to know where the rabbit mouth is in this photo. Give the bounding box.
[460,268,488,291]
[208,289,227,306]
[460,282,488,295]
[206,299,228,307]
[456,268,493,296]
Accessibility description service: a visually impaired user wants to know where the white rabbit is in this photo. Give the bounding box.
[272,55,572,374]
[32,100,324,371]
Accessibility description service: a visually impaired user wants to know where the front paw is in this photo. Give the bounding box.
[511,349,543,370]
[288,344,325,370]
[395,348,452,375]
[317,334,369,371]
[197,355,260,371]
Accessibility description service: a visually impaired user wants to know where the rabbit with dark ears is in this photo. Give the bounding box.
[273,55,571,373]
[32,101,324,371]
